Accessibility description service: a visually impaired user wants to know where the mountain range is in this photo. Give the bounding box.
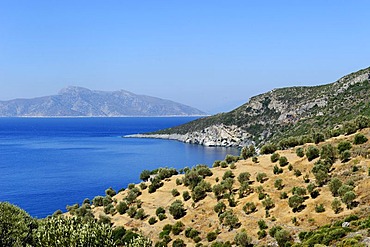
[145,67,370,147]
[0,87,207,117]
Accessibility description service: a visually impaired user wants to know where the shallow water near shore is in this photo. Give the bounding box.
[0,117,239,218]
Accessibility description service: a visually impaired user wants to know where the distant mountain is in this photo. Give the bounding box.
[0,87,207,117]
[146,67,370,146]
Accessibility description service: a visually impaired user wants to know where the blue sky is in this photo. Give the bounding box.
[0,1,369,113]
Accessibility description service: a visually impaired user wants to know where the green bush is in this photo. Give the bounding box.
[354,133,368,145]
[219,210,239,230]
[260,143,277,154]
[274,179,284,190]
[252,156,259,163]
[214,201,227,215]
[0,202,36,247]
[207,232,218,242]
[116,201,128,215]
[329,178,343,197]
[279,156,288,166]
[172,238,185,247]
[296,147,305,157]
[222,170,234,180]
[270,152,280,163]
[315,204,325,213]
[172,189,180,197]
[242,202,256,214]
[92,196,104,206]
[338,141,352,153]
[288,195,305,212]
[234,229,252,246]
[172,221,185,235]
[240,145,256,159]
[256,172,268,183]
[237,172,251,184]
[312,132,325,144]
[158,213,166,221]
[306,146,320,161]
[148,217,157,225]
[140,170,151,181]
[258,219,268,230]
[331,198,342,214]
[340,150,351,162]
[105,187,117,197]
[169,200,186,219]
[182,191,191,201]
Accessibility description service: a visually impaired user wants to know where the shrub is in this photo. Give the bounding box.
[342,191,356,209]
[134,208,145,220]
[207,232,218,242]
[354,133,368,145]
[258,219,268,230]
[0,202,36,247]
[288,164,293,171]
[280,191,288,199]
[237,172,251,183]
[243,202,256,214]
[312,132,325,144]
[220,161,228,168]
[105,187,117,197]
[127,206,137,218]
[172,221,185,235]
[258,229,267,239]
[252,157,258,163]
[331,198,342,214]
[92,196,104,206]
[256,172,268,183]
[260,143,277,154]
[158,213,166,221]
[341,150,351,162]
[288,195,305,212]
[182,191,190,201]
[315,204,325,213]
[240,145,256,159]
[213,160,221,167]
[306,146,320,161]
[329,178,343,197]
[274,179,284,190]
[139,183,147,190]
[262,197,275,210]
[222,170,234,180]
[274,228,292,247]
[279,156,288,166]
[320,144,336,164]
[169,200,186,219]
[214,201,227,215]
[296,147,305,157]
[156,207,165,216]
[191,185,207,202]
[148,217,157,225]
[219,210,239,230]
[270,152,280,163]
[140,170,151,181]
[273,165,283,174]
[172,189,180,197]
[234,229,252,246]
[116,201,128,215]
[172,239,185,247]
[338,141,352,153]
[294,169,302,177]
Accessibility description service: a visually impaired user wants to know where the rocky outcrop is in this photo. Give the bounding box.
[126,124,253,147]
[142,67,370,147]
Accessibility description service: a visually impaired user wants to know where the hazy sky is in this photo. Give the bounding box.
[1,1,369,113]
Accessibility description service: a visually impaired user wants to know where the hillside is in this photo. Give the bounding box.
[145,67,370,147]
[0,86,207,117]
[83,127,370,246]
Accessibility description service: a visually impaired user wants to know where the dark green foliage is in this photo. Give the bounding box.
[158,213,166,221]
[262,197,275,210]
[306,145,320,161]
[288,195,305,212]
[213,160,221,167]
[222,170,234,180]
[296,147,305,157]
[257,229,267,239]
[342,191,356,209]
[0,202,36,247]
[207,232,218,242]
[331,198,342,214]
[240,145,256,159]
[212,184,226,200]
[116,201,128,215]
[258,219,268,230]
[219,210,239,230]
[280,191,288,199]
[234,229,252,246]
[252,156,258,163]
[105,187,117,197]
[238,182,253,198]
[256,172,268,183]
[273,165,283,174]
[139,183,148,190]
[172,238,185,247]
[320,144,337,164]
[294,169,302,177]
[274,228,293,247]
[354,133,368,144]
[278,156,288,166]
[214,201,227,215]
[274,179,284,190]
[172,189,180,197]
[169,200,186,219]
[288,163,293,171]
[127,206,137,218]
[312,132,325,144]
[260,143,277,154]
[315,204,325,213]
[338,141,352,153]
[292,186,306,196]
[298,225,347,246]
[182,191,190,201]
[156,207,165,216]
[134,208,145,220]
[278,136,300,149]
[140,169,151,181]
[191,185,207,202]
[270,152,280,163]
[148,216,157,225]
[225,154,239,164]
[237,172,251,184]
[340,150,351,162]
[172,221,185,235]
[329,177,343,197]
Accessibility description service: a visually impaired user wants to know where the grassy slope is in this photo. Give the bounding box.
[92,128,370,246]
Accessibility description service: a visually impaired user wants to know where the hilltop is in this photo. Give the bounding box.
[143,67,370,147]
[81,123,370,246]
[0,86,207,117]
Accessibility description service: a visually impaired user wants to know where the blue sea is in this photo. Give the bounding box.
[0,117,239,218]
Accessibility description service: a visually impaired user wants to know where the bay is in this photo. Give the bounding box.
[0,117,239,218]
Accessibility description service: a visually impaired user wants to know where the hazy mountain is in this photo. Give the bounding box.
[149,67,370,146]
[0,87,207,117]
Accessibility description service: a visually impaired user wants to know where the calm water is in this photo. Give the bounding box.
[0,117,239,218]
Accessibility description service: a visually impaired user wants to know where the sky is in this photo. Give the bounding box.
[0,1,369,114]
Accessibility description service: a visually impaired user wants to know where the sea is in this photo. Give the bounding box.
[0,117,239,218]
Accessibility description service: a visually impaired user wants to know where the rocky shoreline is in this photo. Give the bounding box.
[125,124,253,147]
